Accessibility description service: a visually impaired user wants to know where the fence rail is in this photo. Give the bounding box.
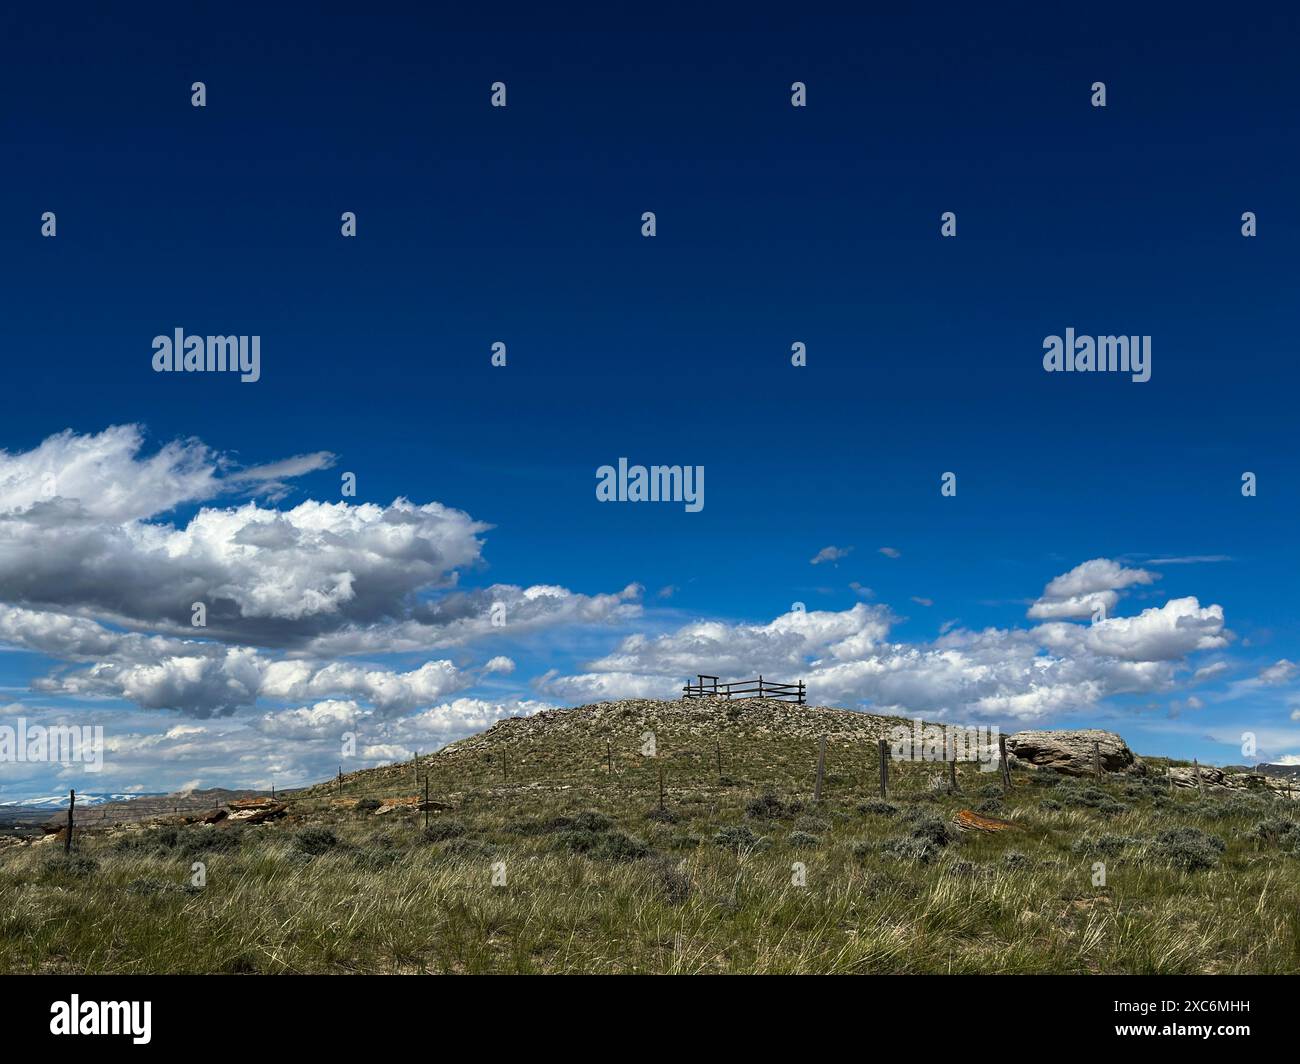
[682,674,806,704]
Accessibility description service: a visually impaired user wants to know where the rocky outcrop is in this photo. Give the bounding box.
[1006,729,1142,776]
[1167,766,1298,799]
[226,798,287,823]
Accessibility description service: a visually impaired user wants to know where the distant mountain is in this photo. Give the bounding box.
[0,793,164,809]
[1255,763,1300,780]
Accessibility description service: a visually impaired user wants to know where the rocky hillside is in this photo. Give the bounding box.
[19,698,1298,843]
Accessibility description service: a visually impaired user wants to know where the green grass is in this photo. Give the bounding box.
[4,754,1300,973]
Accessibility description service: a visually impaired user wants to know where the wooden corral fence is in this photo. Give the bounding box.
[682,674,806,704]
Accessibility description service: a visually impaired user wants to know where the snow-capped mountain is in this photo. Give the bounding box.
[0,793,164,809]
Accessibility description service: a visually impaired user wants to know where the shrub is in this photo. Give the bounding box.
[745,791,794,821]
[975,798,1003,815]
[558,827,649,861]
[1039,798,1062,812]
[1062,786,1109,809]
[884,836,941,864]
[1249,818,1300,848]
[788,831,820,849]
[421,820,468,842]
[293,827,340,855]
[1154,826,1225,872]
[979,784,1005,799]
[177,826,243,857]
[645,806,679,824]
[440,838,495,859]
[571,811,613,833]
[646,856,691,905]
[592,831,651,862]
[1002,850,1030,869]
[505,815,573,836]
[113,824,241,858]
[353,846,402,870]
[354,798,382,812]
[857,799,898,817]
[41,853,98,879]
[1071,834,1139,857]
[794,814,829,834]
[905,812,953,847]
[714,825,767,852]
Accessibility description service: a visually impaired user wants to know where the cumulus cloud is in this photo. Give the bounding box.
[0,424,332,521]
[0,428,641,721]
[878,547,901,559]
[540,566,1232,722]
[1027,558,1157,619]
[34,647,469,718]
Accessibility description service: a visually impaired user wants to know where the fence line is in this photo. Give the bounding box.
[682,675,806,704]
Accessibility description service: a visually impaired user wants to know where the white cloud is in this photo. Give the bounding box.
[1258,660,1298,686]
[1033,597,1228,662]
[1193,661,1229,683]
[810,545,852,565]
[0,429,643,719]
[541,566,1232,722]
[1027,558,1157,620]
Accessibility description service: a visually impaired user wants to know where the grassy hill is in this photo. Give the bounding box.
[3,697,1300,974]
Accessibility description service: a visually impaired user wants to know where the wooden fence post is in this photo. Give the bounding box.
[716,740,723,780]
[949,755,959,794]
[423,778,430,830]
[658,762,666,812]
[1093,740,1102,779]
[999,733,1012,789]
[813,735,827,803]
[65,789,75,853]
[878,738,889,799]
[337,765,342,794]
[1167,766,1174,794]
[1194,758,1204,797]
[606,741,613,776]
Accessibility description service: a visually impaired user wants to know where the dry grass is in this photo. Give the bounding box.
[3,747,1299,973]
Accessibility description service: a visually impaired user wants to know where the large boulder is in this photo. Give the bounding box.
[1006,729,1141,776]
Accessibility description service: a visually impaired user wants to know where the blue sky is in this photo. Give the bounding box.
[1,3,1298,798]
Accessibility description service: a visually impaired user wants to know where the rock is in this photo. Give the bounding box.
[953,809,1018,832]
[1006,729,1140,777]
[1167,765,1221,789]
[226,800,286,824]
